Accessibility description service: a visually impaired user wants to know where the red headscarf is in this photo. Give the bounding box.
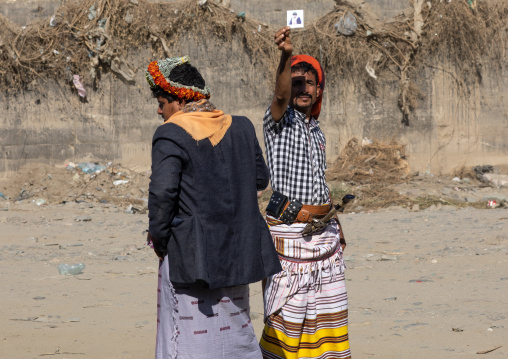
[291,54,325,120]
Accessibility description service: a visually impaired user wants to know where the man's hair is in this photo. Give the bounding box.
[291,62,318,84]
[150,63,206,102]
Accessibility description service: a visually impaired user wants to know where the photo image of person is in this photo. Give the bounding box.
[287,10,304,28]
[289,11,301,25]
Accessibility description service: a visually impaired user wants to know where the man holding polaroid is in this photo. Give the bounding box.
[259,26,351,358]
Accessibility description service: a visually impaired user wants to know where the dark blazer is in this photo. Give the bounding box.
[149,115,282,289]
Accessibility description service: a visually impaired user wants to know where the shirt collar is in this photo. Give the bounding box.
[291,107,319,127]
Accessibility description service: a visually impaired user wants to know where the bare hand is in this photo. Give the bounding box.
[274,26,292,54]
[154,248,164,261]
[147,231,165,261]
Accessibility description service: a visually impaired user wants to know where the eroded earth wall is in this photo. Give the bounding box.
[1,0,507,175]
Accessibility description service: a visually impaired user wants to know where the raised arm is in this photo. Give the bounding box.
[270,26,293,123]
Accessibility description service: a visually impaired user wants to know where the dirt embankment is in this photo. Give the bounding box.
[0,162,150,211]
[1,140,508,214]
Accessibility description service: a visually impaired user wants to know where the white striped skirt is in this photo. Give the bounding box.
[155,256,262,359]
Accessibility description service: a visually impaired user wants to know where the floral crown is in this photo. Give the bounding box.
[146,55,211,101]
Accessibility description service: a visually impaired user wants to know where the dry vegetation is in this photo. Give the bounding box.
[327,137,410,184]
[0,0,277,94]
[1,0,507,210]
[0,0,506,98]
[420,0,508,83]
[326,138,413,210]
[293,0,508,123]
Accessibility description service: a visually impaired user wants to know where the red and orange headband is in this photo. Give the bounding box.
[146,55,210,102]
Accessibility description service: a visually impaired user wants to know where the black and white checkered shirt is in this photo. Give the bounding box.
[263,106,330,205]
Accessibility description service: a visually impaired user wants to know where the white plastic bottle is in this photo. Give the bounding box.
[58,263,86,275]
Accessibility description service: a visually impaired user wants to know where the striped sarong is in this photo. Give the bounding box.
[156,255,262,359]
[260,217,351,359]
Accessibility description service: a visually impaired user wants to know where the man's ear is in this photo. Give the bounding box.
[178,99,186,109]
[317,87,321,98]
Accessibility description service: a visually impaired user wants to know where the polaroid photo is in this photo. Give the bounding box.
[287,10,304,29]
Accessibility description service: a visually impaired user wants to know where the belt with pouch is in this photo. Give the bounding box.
[266,191,331,225]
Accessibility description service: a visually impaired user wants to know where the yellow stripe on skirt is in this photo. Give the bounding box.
[260,218,351,359]
[262,324,350,358]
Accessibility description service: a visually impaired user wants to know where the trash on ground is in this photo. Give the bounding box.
[365,63,377,79]
[487,200,499,209]
[482,173,508,188]
[362,137,373,146]
[66,162,107,174]
[474,165,494,181]
[49,15,58,27]
[58,263,86,275]
[110,56,135,82]
[113,180,129,186]
[72,75,87,98]
[78,162,106,174]
[34,199,47,206]
[87,5,97,21]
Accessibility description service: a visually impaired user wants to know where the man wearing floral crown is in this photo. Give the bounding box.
[145,56,282,358]
[259,27,351,358]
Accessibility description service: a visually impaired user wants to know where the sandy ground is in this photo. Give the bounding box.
[1,162,507,358]
[1,198,507,358]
